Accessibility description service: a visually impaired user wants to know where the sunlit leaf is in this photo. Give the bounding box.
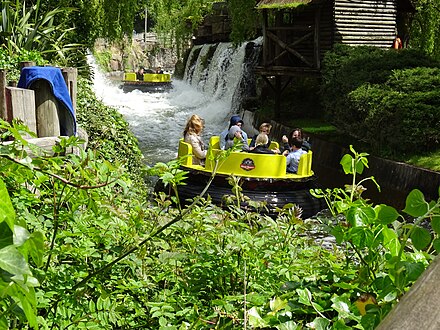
[269,297,288,313]
[296,288,312,306]
[340,154,354,174]
[350,227,374,249]
[247,307,269,328]
[0,246,31,276]
[403,189,428,217]
[382,227,401,257]
[310,317,330,330]
[0,178,16,230]
[331,295,352,319]
[13,225,30,246]
[347,206,375,227]
[375,204,399,225]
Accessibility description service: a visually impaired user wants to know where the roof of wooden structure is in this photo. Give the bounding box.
[256,0,324,9]
[256,0,415,12]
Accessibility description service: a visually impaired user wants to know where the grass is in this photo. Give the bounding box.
[406,151,440,172]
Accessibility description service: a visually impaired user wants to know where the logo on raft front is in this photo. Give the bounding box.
[240,158,255,171]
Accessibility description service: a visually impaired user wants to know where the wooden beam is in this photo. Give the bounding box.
[32,80,61,137]
[61,67,78,111]
[0,70,6,120]
[267,30,313,67]
[314,7,321,69]
[255,66,320,77]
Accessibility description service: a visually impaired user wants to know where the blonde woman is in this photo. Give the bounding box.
[249,133,279,154]
[250,122,272,149]
[183,114,207,165]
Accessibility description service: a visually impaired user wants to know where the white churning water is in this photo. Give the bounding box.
[88,37,262,165]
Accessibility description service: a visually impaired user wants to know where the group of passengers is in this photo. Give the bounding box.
[136,66,164,80]
[183,114,311,174]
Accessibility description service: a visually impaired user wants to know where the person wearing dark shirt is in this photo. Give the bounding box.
[250,123,272,149]
[249,133,279,154]
[136,67,144,80]
[282,128,311,152]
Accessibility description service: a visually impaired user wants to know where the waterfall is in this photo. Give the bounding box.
[183,37,262,116]
[88,37,262,164]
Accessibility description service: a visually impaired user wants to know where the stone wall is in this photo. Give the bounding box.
[94,34,178,74]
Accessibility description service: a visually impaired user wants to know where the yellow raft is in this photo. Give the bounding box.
[167,136,326,218]
[122,72,172,93]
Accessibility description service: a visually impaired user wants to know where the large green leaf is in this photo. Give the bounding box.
[410,226,431,250]
[349,227,374,249]
[247,307,269,328]
[0,246,31,276]
[24,231,45,268]
[403,189,428,217]
[402,261,425,282]
[375,204,399,225]
[0,178,16,230]
[431,215,440,235]
[340,154,354,174]
[347,205,375,227]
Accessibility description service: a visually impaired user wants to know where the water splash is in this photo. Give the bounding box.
[87,38,261,164]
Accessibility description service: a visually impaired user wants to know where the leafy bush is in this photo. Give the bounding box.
[320,44,440,156]
[75,78,146,181]
[348,67,440,154]
[1,121,439,329]
[0,49,46,83]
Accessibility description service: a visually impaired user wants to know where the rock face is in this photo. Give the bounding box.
[94,34,178,74]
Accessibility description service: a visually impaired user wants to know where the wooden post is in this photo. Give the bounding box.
[275,76,281,120]
[262,10,268,67]
[20,61,36,70]
[61,67,77,111]
[5,87,37,137]
[0,70,6,120]
[32,80,61,137]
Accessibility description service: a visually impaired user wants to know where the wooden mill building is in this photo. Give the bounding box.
[254,0,416,114]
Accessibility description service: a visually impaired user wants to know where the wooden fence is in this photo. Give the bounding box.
[0,63,86,156]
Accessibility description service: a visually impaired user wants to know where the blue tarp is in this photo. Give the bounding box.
[18,66,77,136]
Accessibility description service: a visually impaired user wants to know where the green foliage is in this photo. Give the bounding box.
[148,0,213,58]
[410,0,440,59]
[0,48,46,83]
[1,114,439,329]
[75,77,146,182]
[92,50,113,72]
[309,146,439,329]
[228,0,260,45]
[0,0,81,64]
[320,44,440,156]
